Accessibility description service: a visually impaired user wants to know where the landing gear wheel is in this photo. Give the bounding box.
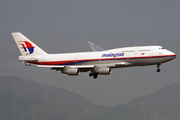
[89,72,99,79]
[93,75,98,79]
[156,64,161,73]
[156,69,160,73]
[89,73,93,77]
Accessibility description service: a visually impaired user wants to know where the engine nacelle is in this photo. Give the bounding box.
[66,68,79,76]
[98,67,111,75]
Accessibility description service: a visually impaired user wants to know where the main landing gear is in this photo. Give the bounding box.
[89,72,99,79]
[156,64,161,73]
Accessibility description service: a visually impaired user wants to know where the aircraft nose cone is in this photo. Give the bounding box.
[169,51,176,60]
[173,53,177,58]
[170,51,176,58]
[164,49,176,61]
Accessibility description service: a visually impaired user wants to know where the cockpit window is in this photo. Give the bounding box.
[159,47,165,50]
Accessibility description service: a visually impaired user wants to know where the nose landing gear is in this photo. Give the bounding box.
[156,64,161,73]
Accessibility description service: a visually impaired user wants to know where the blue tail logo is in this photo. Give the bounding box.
[19,41,34,54]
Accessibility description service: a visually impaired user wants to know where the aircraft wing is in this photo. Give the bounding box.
[36,61,132,77]
[87,41,104,51]
[37,65,94,69]
[37,65,94,72]
[36,61,132,70]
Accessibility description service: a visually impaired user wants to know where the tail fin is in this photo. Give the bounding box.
[12,32,48,56]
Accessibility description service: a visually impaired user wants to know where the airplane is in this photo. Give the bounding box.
[12,32,176,79]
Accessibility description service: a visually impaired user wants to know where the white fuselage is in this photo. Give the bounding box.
[19,46,176,68]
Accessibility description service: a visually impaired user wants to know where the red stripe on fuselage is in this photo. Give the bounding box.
[29,54,176,65]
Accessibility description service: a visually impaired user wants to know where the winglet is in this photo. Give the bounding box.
[87,41,104,51]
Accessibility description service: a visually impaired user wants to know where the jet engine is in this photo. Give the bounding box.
[98,67,111,75]
[66,68,79,76]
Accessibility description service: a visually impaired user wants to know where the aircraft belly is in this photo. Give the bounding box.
[127,57,171,66]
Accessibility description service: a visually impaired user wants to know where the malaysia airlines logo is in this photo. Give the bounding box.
[102,52,124,58]
[18,41,34,54]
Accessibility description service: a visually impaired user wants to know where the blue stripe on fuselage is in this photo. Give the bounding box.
[56,55,176,65]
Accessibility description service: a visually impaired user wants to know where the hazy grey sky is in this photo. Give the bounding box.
[0,0,179,106]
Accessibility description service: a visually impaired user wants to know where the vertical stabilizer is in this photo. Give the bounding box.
[12,32,48,56]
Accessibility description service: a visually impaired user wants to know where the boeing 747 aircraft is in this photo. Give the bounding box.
[12,32,176,79]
